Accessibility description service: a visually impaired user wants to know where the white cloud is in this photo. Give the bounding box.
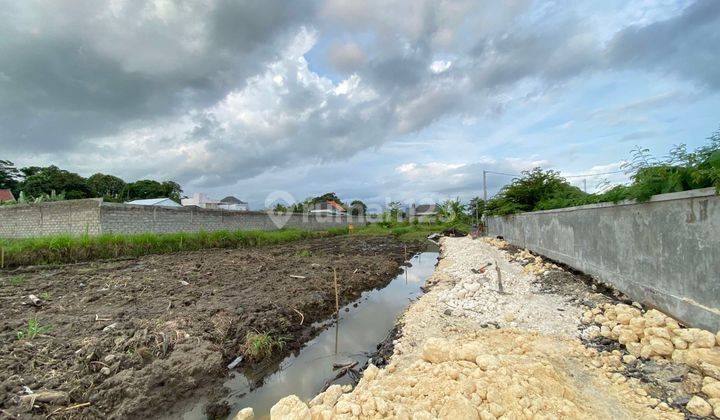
[430,60,452,74]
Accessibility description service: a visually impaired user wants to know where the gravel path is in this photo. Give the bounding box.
[266,237,684,419]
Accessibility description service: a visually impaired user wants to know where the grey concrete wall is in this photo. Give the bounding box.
[485,188,720,331]
[0,199,103,238]
[0,199,375,238]
[99,203,370,234]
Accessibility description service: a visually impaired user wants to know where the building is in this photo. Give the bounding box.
[181,192,221,209]
[219,196,249,211]
[0,189,15,203]
[126,198,181,207]
[309,200,346,215]
[410,203,439,222]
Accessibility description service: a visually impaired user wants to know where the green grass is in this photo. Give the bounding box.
[243,331,287,361]
[7,275,24,286]
[0,227,349,269]
[16,318,52,340]
[296,249,312,257]
[353,223,450,241]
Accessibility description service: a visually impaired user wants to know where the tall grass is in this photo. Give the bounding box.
[0,227,349,269]
[353,223,448,241]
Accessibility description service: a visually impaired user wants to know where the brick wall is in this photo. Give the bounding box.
[0,199,102,238]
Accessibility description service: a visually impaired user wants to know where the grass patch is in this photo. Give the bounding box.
[16,318,52,340]
[0,228,349,269]
[353,223,448,242]
[296,249,312,257]
[242,331,287,361]
[7,275,24,286]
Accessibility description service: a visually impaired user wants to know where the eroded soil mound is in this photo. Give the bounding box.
[0,235,422,419]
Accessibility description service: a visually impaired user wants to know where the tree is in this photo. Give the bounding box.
[273,203,288,212]
[121,180,182,202]
[350,200,367,215]
[19,166,91,200]
[468,197,485,220]
[310,192,344,205]
[0,160,20,192]
[87,173,126,200]
[485,168,585,216]
[438,197,469,223]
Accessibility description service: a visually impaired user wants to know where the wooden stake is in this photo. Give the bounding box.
[333,268,339,315]
[1,247,4,269]
[495,260,504,293]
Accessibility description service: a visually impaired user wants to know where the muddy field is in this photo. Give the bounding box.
[0,235,423,419]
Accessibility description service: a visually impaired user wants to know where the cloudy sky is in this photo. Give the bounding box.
[1,0,719,209]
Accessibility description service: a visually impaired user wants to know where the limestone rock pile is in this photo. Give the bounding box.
[582,302,720,416]
[269,331,682,419]
[436,237,581,336]
[481,237,508,250]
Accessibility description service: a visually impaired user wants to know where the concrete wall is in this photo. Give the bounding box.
[0,199,375,239]
[99,203,368,234]
[0,199,103,238]
[485,188,720,331]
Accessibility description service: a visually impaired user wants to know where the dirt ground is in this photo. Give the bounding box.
[0,235,423,419]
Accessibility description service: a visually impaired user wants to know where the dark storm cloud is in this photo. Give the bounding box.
[1,0,718,194]
[0,0,313,151]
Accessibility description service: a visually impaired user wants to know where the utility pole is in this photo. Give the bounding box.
[583,178,587,193]
[483,170,487,203]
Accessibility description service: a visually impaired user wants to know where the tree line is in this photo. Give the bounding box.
[485,128,720,216]
[0,162,182,204]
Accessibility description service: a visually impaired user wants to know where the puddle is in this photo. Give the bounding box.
[183,250,438,419]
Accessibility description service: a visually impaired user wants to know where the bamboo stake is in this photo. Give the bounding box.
[494,260,504,293]
[1,247,4,269]
[333,268,339,315]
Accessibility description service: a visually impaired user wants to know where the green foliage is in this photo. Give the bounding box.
[8,276,25,286]
[485,130,720,216]
[296,249,312,257]
[310,192,344,206]
[121,179,182,202]
[350,200,367,216]
[20,165,91,200]
[485,168,584,215]
[0,162,183,205]
[243,331,287,361]
[87,173,126,201]
[0,160,20,192]
[438,197,471,224]
[0,228,348,268]
[16,318,52,340]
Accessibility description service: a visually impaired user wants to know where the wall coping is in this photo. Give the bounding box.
[488,187,718,219]
[0,198,103,211]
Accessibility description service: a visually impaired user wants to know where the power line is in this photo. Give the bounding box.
[483,169,626,179]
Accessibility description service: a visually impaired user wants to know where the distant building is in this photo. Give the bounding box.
[410,203,439,222]
[0,189,15,203]
[309,200,346,215]
[181,192,249,211]
[126,198,181,207]
[181,192,221,209]
[219,196,249,211]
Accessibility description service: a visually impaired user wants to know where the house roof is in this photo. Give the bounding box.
[126,198,179,206]
[220,196,247,204]
[0,189,15,202]
[414,204,438,214]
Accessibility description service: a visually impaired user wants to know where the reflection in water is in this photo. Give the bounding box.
[217,251,439,419]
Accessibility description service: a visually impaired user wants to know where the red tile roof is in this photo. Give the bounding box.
[0,189,15,202]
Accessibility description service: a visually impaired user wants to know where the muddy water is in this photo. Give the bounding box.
[185,250,438,419]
